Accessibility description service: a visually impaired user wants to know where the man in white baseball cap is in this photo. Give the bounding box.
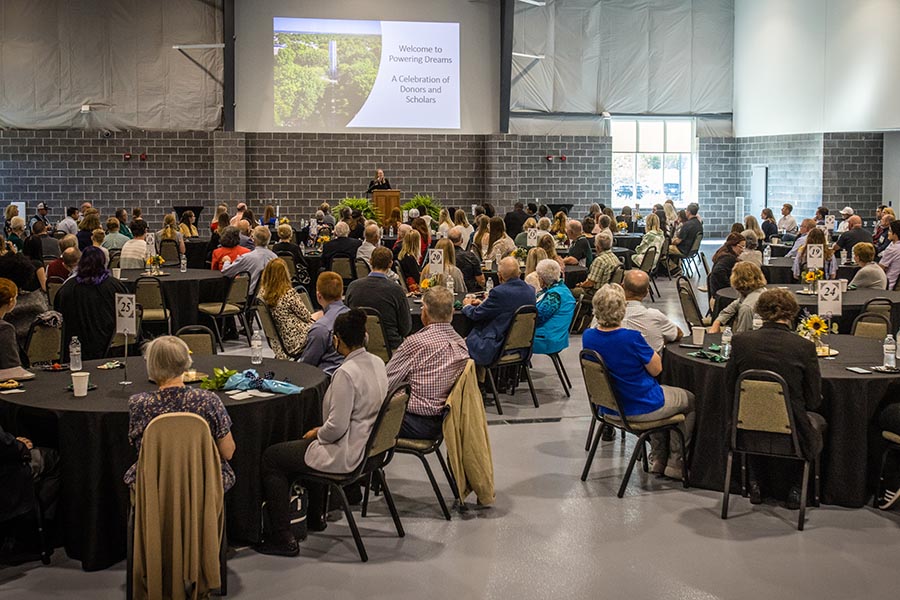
[837,206,854,233]
[28,202,50,231]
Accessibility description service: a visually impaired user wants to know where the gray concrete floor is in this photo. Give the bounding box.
[3,256,899,599]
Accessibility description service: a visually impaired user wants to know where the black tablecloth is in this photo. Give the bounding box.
[183,238,210,269]
[761,257,860,285]
[613,234,643,251]
[408,294,472,336]
[119,267,228,331]
[767,243,792,258]
[482,264,587,289]
[714,284,900,333]
[0,356,328,570]
[661,334,900,507]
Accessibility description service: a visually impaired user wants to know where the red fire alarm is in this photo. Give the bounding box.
[559,155,568,162]
[545,155,554,162]
[139,153,148,161]
[123,152,132,161]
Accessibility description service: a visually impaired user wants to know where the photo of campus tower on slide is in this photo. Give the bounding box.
[274,18,382,129]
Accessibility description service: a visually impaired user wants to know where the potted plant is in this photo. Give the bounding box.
[337,197,382,222]
[402,194,442,223]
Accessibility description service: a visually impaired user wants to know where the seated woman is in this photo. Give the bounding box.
[0,236,49,347]
[260,205,277,227]
[514,218,538,248]
[582,284,695,479]
[708,233,746,308]
[792,227,838,280]
[77,211,101,251]
[257,309,388,557]
[398,230,422,286]
[724,289,827,508]
[471,215,490,259]
[849,242,887,290]
[537,233,566,270]
[524,247,548,293]
[743,215,766,245]
[760,208,778,241]
[436,208,454,239]
[411,217,431,258]
[533,259,576,356]
[211,226,250,271]
[708,262,768,334]
[550,211,568,236]
[383,207,402,236]
[178,210,199,238]
[0,278,22,369]
[271,224,308,274]
[124,336,235,491]
[738,230,763,266]
[421,239,467,292]
[55,247,128,360]
[874,213,894,257]
[633,213,665,270]
[156,214,186,255]
[258,259,314,359]
[206,212,231,263]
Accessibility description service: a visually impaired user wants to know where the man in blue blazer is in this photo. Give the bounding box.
[462,256,537,365]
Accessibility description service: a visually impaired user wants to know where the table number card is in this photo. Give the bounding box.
[818,280,842,316]
[807,244,825,269]
[527,229,539,247]
[115,294,137,334]
[429,249,444,269]
[825,214,836,231]
[402,210,409,222]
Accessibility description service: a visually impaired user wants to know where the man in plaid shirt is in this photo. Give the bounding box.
[574,231,620,295]
[387,286,469,440]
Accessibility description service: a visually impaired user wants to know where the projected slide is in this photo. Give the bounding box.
[273,18,460,130]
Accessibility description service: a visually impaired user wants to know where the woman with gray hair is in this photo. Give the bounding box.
[124,336,236,491]
[211,225,250,270]
[533,259,576,356]
[738,229,763,266]
[582,284,695,479]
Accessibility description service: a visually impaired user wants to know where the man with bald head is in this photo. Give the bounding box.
[833,214,871,258]
[356,223,382,266]
[563,219,593,267]
[462,256,536,366]
[621,269,682,353]
[786,218,817,259]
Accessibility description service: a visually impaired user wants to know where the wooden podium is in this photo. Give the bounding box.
[372,190,401,224]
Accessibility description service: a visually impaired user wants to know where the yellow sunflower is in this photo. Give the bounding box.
[420,278,431,290]
[804,271,817,283]
[806,315,828,335]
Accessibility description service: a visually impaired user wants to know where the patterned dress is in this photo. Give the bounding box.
[125,386,234,491]
[270,289,314,359]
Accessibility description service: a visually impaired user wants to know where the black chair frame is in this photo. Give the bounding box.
[392,435,460,521]
[483,305,539,415]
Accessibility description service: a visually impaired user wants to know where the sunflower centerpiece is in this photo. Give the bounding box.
[800,268,825,293]
[797,311,838,356]
[315,233,330,251]
[616,220,628,232]
[512,247,528,265]
[554,232,567,248]
[146,255,165,275]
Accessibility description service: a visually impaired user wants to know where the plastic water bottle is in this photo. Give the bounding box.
[884,334,897,369]
[447,276,455,295]
[485,278,494,294]
[763,245,771,265]
[389,226,394,237]
[180,255,187,273]
[721,327,733,359]
[69,337,82,371]
[251,330,263,365]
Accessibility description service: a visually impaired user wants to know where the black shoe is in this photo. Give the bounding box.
[748,480,763,505]
[307,516,327,532]
[785,486,803,510]
[254,538,300,557]
[601,426,616,441]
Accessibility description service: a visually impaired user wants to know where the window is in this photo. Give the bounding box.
[611,119,696,210]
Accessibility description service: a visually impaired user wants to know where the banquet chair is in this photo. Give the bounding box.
[355,258,371,277]
[294,286,314,314]
[43,255,57,267]
[198,271,252,351]
[721,370,821,531]
[135,276,171,335]
[680,233,703,278]
[862,297,893,331]
[637,246,659,302]
[393,433,460,521]
[677,276,710,329]
[23,319,62,367]
[126,413,226,599]
[580,349,689,495]
[360,307,392,363]
[332,257,355,282]
[52,230,66,240]
[295,385,410,562]
[610,265,625,285]
[255,299,302,360]
[875,430,900,509]
[106,305,143,358]
[46,276,65,308]
[176,325,218,356]
[158,238,180,264]
[108,251,121,269]
[276,252,297,281]
[851,312,891,340]
[484,305,539,415]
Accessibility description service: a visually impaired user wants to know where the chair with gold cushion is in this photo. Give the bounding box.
[294,286,314,314]
[332,257,355,282]
[198,271,251,351]
[721,370,822,531]
[135,276,171,335]
[483,305,538,415]
[47,276,65,308]
[158,238,180,264]
[361,306,392,363]
[874,430,900,509]
[293,384,410,562]
[23,318,62,367]
[851,311,891,340]
[677,276,710,329]
[579,349,690,496]
[355,258,371,278]
[862,297,892,331]
[175,325,217,357]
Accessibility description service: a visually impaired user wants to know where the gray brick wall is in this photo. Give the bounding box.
[697,137,737,236]
[822,132,884,222]
[213,132,246,204]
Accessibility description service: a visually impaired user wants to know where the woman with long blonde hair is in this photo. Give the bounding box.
[538,232,565,270]
[421,238,467,292]
[437,208,454,238]
[524,247,549,293]
[743,215,765,242]
[550,211,568,235]
[453,209,474,249]
[472,214,491,259]
[486,216,516,262]
[211,203,228,233]
[398,229,422,284]
[257,258,314,359]
[157,213,186,254]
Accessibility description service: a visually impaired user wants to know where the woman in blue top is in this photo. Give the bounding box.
[533,259,576,356]
[582,283,695,480]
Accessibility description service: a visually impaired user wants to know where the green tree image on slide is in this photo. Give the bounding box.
[274,32,382,128]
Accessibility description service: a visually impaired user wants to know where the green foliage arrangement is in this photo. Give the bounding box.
[402,194,443,222]
[337,197,382,222]
[200,367,238,391]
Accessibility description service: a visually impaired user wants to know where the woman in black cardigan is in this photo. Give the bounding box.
[707,233,746,310]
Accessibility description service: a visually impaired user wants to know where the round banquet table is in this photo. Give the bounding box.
[0,356,328,571]
[303,249,323,275]
[766,242,792,258]
[408,294,472,336]
[761,256,860,285]
[118,267,228,331]
[483,264,587,289]
[613,247,635,269]
[662,333,900,507]
[613,233,643,251]
[714,284,900,333]
[183,238,210,269]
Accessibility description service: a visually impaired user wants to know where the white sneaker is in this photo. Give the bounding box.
[879,488,900,510]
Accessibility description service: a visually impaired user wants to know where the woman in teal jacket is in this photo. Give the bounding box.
[533,258,576,355]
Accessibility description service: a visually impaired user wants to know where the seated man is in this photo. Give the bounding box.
[47,246,80,281]
[620,269,682,353]
[102,218,130,251]
[237,220,255,250]
[300,272,349,375]
[563,220,593,268]
[322,221,362,272]
[120,219,151,269]
[345,247,411,351]
[668,202,702,271]
[387,286,469,439]
[462,257,536,366]
[356,223,381,266]
[786,219,816,259]
[221,225,277,294]
[833,215,871,258]
[450,226,485,292]
[573,231,619,297]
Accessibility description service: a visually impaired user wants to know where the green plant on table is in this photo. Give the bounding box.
[200,367,238,390]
